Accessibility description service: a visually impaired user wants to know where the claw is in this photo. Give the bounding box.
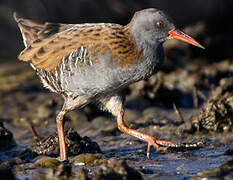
[116,114,203,158]
[147,144,151,159]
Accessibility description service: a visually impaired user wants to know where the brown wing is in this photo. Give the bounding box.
[15,14,142,72]
[16,25,112,71]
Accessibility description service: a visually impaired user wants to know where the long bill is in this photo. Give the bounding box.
[168,29,205,49]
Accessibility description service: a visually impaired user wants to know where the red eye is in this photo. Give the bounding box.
[156,21,163,28]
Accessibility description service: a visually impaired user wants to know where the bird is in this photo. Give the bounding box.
[14,8,204,161]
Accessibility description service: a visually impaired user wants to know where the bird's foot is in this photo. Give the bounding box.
[56,156,69,162]
[146,137,204,158]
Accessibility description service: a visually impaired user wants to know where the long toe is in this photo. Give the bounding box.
[154,140,204,153]
[147,139,204,156]
[166,141,204,152]
[155,139,181,148]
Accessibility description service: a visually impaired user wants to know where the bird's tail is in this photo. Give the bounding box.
[13,12,45,47]
[13,12,72,48]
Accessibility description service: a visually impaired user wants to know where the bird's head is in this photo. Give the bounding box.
[130,8,204,49]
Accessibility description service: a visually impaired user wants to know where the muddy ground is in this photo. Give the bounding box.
[0,23,233,179]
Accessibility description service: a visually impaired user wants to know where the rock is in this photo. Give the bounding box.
[34,156,60,168]
[0,157,23,170]
[30,128,101,157]
[184,77,233,133]
[188,93,233,133]
[210,77,233,100]
[92,158,142,180]
[72,154,104,166]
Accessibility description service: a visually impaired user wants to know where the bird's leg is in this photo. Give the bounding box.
[99,94,199,158]
[56,110,67,161]
[117,115,180,158]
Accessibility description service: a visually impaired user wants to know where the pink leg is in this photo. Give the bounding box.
[117,115,180,158]
[56,110,67,161]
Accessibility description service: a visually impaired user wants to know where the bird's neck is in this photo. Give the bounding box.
[119,25,164,82]
[124,22,160,51]
[137,42,164,80]
[124,23,163,62]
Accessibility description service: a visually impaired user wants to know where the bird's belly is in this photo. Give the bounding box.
[59,58,158,98]
[59,64,131,98]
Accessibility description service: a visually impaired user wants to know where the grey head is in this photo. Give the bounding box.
[129,8,175,47]
[129,8,205,49]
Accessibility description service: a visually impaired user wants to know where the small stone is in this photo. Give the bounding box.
[35,156,60,168]
[72,154,103,166]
